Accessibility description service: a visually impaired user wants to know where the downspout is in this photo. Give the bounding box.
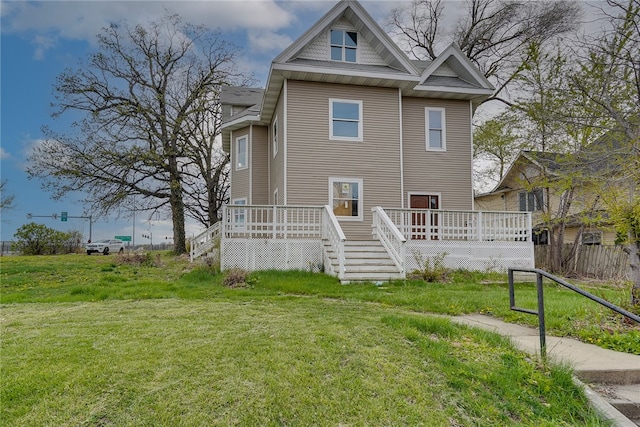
[470,100,475,210]
[249,124,253,204]
[283,79,288,205]
[229,130,234,201]
[398,88,405,208]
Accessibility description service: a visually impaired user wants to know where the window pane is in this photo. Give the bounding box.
[345,47,356,62]
[429,110,442,129]
[333,120,359,137]
[331,181,359,217]
[345,32,357,47]
[429,130,442,148]
[527,192,535,212]
[519,192,527,211]
[237,138,247,167]
[330,29,343,45]
[333,102,359,120]
[331,46,342,61]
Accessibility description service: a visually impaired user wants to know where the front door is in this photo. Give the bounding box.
[410,195,439,240]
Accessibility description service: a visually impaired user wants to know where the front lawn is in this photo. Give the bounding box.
[1,253,637,425]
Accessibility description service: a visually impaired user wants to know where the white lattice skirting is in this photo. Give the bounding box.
[221,239,324,272]
[405,241,534,273]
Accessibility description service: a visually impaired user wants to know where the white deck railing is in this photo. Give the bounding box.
[223,205,324,239]
[322,205,346,280]
[384,209,532,242]
[189,221,222,262]
[371,206,406,274]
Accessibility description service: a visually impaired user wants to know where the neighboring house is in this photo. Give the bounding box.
[475,150,617,246]
[192,0,534,281]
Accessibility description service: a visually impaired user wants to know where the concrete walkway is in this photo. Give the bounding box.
[451,314,640,427]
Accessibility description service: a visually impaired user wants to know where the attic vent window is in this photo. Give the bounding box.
[330,29,357,62]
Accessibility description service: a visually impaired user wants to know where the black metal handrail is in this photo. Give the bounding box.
[508,268,640,359]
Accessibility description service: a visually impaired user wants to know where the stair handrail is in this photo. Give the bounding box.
[371,206,406,274]
[508,267,640,360]
[189,221,222,262]
[322,205,346,280]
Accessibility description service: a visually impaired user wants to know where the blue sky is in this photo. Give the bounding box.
[0,0,400,244]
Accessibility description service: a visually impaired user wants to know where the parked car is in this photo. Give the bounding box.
[86,239,125,255]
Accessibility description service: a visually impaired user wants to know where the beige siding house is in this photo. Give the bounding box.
[475,151,617,246]
[194,0,534,280]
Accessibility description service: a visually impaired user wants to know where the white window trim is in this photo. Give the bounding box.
[425,107,446,151]
[232,198,247,230]
[329,99,363,142]
[273,188,279,205]
[329,177,363,221]
[235,135,248,171]
[272,115,278,158]
[329,29,358,63]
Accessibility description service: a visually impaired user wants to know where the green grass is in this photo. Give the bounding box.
[3,299,605,426]
[1,253,638,353]
[1,253,637,425]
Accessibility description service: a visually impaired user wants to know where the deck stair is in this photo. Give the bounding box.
[579,370,640,426]
[325,240,404,283]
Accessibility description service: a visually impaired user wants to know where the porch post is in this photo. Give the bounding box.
[221,206,227,271]
[477,211,483,241]
[272,205,277,239]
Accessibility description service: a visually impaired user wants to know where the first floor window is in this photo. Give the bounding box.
[235,135,248,170]
[425,108,446,150]
[232,198,247,228]
[582,231,602,245]
[329,178,363,220]
[519,189,543,212]
[330,99,362,141]
[533,229,549,245]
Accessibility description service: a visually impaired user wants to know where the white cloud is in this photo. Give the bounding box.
[31,34,57,60]
[248,30,293,54]
[0,147,9,160]
[2,1,295,37]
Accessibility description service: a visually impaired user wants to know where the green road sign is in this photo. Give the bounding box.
[114,235,132,242]
[61,212,68,221]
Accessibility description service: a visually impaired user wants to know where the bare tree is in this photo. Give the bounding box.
[181,89,231,227]
[0,180,15,213]
[28,14,246,254]
[388,0,582,105]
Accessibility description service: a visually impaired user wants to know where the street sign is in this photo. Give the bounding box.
[115,235,132,242]
[61,212,68,222]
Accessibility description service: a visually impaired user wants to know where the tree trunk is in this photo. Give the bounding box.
[170,186,187,255]
[168,157,187,255]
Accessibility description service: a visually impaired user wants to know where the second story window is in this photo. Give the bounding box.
[330,29,357,62]
[330,99,363,141]
[425,108,446,151]
[272,116,278,157]
[519,189,543,212]
[235,135,248,170]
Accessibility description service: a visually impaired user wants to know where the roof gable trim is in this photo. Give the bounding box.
[274,0,418,76]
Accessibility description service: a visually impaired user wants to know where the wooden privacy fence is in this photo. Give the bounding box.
[535,244,629,280]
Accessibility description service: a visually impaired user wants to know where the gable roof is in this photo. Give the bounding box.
[222,0,496,140]
[480,141,629,196]
[414,44,494,96]
[273,0,418,75]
